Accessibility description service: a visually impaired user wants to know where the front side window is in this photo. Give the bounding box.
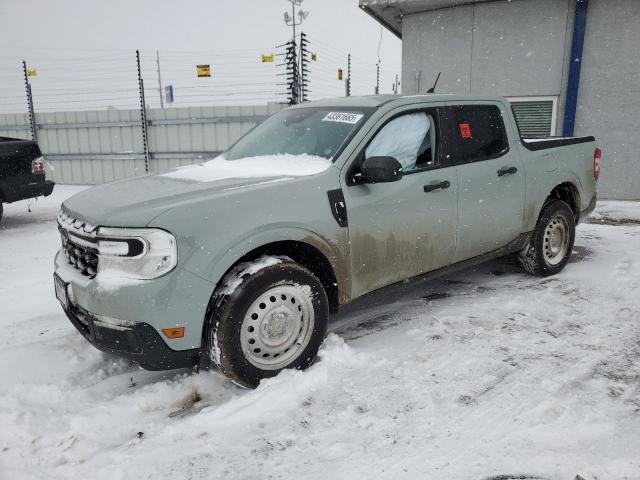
[364,112,436,173]
[451,105,508,163]
[224,107,370,161]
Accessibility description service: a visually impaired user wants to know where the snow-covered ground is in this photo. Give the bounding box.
[1,187,639,480]
[587,199,640,225]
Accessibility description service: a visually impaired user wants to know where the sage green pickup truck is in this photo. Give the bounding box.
[54,95,599,387]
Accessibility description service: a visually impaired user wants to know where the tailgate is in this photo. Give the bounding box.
[0,137,45,200]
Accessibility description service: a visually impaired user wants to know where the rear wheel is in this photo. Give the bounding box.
[519,199,575,276]
[205,257,328,388]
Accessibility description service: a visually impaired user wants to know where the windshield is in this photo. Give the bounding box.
[224,107,371,161]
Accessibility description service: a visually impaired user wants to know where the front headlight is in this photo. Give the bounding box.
[96,227,177,280]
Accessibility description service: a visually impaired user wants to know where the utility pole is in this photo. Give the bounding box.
[22,60,37,143]
[375,62,380,95]
[345,53,351,97]
[282,40,300,105]
[283,0,309,104]
[392,74,400,95]
[136,50,150,173]
[299,31,311,102]
[156,50,164,108]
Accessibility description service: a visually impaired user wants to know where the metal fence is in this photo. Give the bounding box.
[0,103,284,184]
[0,40,398,186]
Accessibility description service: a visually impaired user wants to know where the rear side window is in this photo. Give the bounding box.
[450,105,508,163]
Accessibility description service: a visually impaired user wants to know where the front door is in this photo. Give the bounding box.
[447,102,525,262]
[342,107,458,299]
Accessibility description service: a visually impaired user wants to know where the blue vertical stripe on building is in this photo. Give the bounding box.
[563,0,590,137]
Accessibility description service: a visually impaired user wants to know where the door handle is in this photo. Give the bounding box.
[423,180,450,193]
[497,166,518,176]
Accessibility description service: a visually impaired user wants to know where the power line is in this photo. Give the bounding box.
[2,39,393,113]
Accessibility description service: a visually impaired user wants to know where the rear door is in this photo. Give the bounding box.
[342,105,458,299]
[445,102,525,262]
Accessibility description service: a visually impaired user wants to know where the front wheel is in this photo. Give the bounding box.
[519,199,576,277]
[205,257,328,388]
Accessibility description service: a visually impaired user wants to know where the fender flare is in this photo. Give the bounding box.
[185,224,349,304]
[528,171,583,230]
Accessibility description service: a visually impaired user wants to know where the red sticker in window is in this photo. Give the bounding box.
[459,122,472,138]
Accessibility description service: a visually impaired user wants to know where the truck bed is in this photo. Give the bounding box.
[522,135,595,151]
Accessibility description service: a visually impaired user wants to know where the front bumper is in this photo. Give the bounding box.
[54,247,215,369]
[63,302,199,370]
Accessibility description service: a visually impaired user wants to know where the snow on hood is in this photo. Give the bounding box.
[160,153,332,183]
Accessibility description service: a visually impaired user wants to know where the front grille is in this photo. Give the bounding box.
[58,211,99,278]
[61,231,99,278]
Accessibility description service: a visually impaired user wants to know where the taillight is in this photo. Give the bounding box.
[593,148,601,181]
[32,156,45,174]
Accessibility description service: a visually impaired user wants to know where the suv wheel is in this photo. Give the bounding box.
[519,199,576,276]
[205,257,328,388]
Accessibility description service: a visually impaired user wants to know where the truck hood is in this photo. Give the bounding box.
[62,154,333,227]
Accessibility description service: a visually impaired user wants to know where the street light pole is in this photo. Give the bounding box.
[291,1,296,45]
[284,0,307,43]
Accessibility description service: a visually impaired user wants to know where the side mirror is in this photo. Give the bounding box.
[359,156,403,183]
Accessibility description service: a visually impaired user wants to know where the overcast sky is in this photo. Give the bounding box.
[0,0,402,113]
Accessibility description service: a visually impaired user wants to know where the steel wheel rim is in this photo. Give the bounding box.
[543,214,569,265]
[240,284,315,370]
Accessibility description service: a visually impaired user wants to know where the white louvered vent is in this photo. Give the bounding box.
[508,98,556,138]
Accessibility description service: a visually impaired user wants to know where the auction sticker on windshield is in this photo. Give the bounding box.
[322,112,364,124]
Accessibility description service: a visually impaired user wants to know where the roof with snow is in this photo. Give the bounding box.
[359,0,493,38]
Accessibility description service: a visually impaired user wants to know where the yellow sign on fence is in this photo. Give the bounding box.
[311,52,317,61]
[27,69,37,77]
[261,54,274,63]
[338,68,343,80]
[196,65,211,77]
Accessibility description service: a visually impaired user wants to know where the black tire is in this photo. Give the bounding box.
[0,202,3,225]
[204,258,329,388]
[519,199,576,276]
